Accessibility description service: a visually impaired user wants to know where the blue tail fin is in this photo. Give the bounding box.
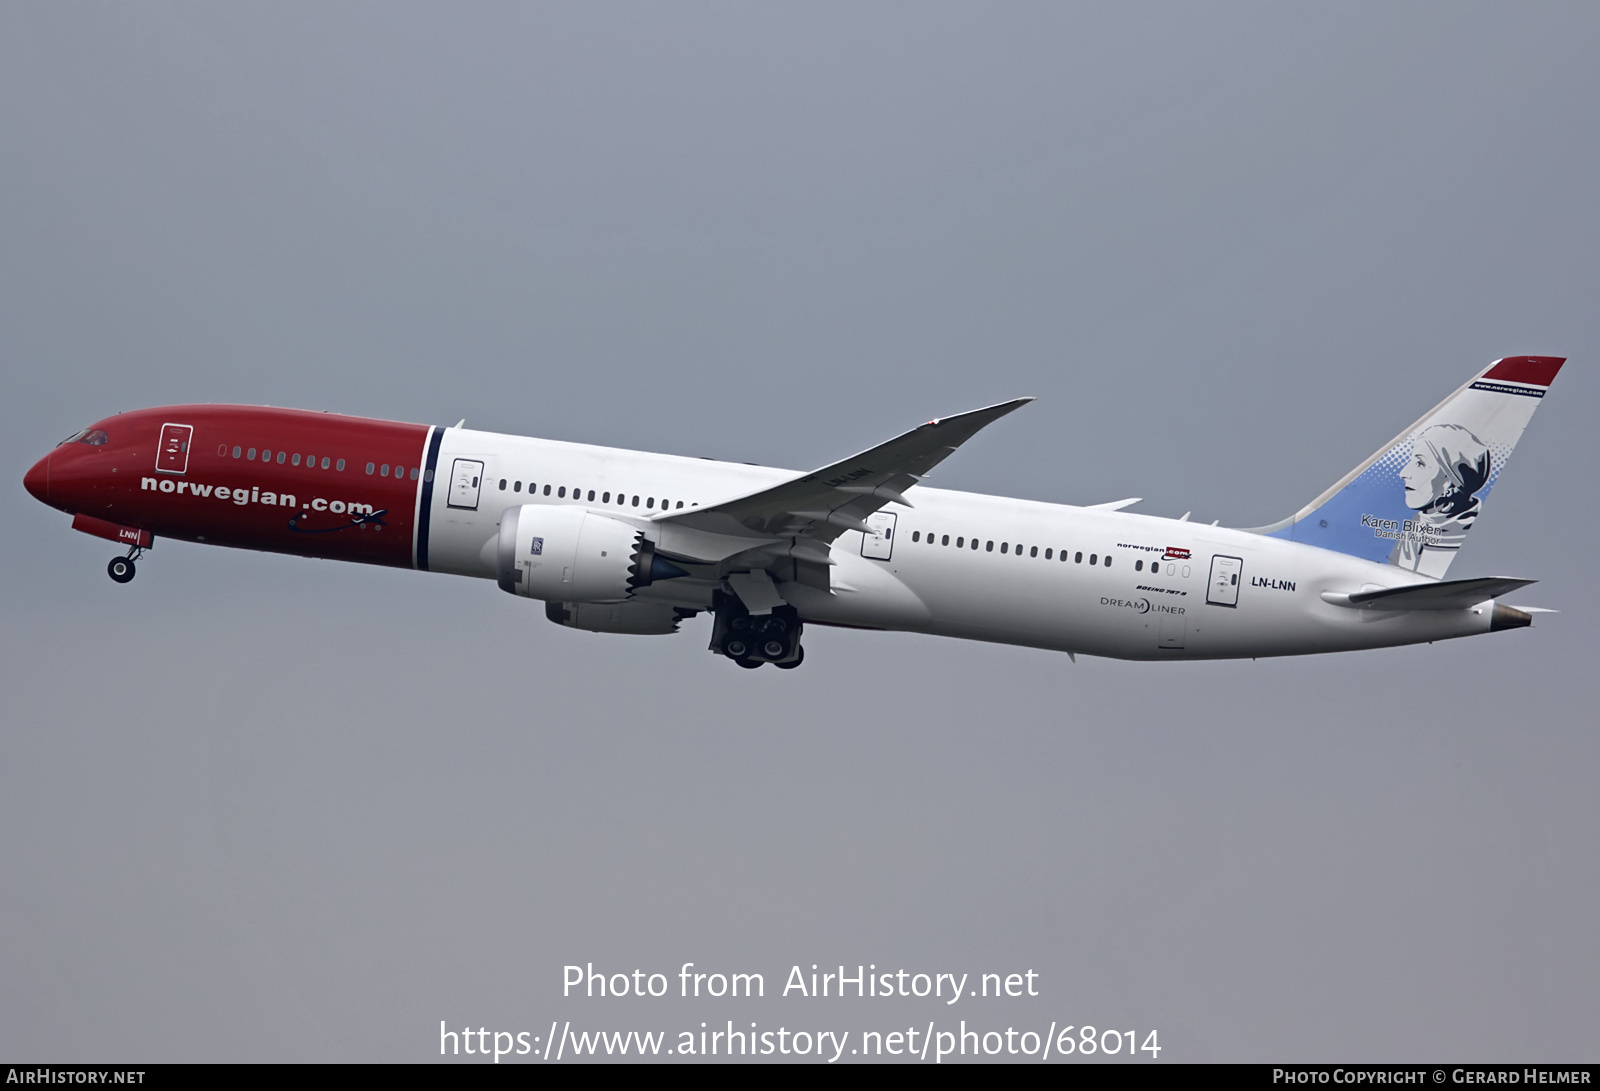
[1252,356,1565,578]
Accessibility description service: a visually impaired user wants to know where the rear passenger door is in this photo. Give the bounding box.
[1206,555,1242,607]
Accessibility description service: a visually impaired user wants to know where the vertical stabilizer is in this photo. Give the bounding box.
[1254,356,1564,578]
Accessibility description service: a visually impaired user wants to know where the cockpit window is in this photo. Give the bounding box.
[57,428,107,447]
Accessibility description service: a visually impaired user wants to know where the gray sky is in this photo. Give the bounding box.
[1,2,1595,1062]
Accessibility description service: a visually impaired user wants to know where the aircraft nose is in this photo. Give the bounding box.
[23,453,49,504]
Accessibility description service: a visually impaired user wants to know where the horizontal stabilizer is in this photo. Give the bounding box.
[1320,576,1536,611]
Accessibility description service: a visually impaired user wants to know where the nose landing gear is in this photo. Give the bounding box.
[710,590,805,670]
[107,545,144,584]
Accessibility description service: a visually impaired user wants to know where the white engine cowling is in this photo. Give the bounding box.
[496,504,690,604]
[496,504,643,603]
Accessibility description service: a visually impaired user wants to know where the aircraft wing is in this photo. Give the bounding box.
[654,398,1033,543]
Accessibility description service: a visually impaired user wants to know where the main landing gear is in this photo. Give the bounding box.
[710,591,805,670]
[107,545,144,584]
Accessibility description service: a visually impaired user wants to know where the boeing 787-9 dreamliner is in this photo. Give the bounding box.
[23,356,1563,670]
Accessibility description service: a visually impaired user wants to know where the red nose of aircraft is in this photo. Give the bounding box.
[24,452,49,505]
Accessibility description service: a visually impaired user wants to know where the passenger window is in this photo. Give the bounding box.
[276,451,286,465]
[648,498,655,508]
[321,457,332,470]
[1045,548,1052,559]
[336,458,345,471]
[558,486,566,498]
[232,446,242,458]
[1104,556,1112,567]
[410,467,419,481]
[986,541,994,552]
[247,448,256,460]
[1075,552,1082,563]
[1135,560,1143,571]
[1030,546,1038,558]
[514,481,522,492]
[1090,553,1097,565]
[588,490,596,501]
[1000,542,1008,554]
[543,485,550,496]
[677,501,684,508]
[912,531,921,542]
[262,449,272,461]
[602,491,611,503]
[366,462,376,475]
[291,453,301,466]
[499,479,507,490]
[632,495,640,507]
[941,535,949,546]
[217,444,227,456]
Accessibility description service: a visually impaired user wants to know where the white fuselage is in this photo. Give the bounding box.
[423,427,1497,660]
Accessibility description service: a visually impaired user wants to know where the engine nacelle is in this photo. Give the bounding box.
[495,504,686,603]
[545,600,692,635]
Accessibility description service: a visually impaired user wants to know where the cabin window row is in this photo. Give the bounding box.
[907,530,1113,566]
[363,462,421,480]
[221,444,370,474]
[906,531,1185,575]
[495,478,685,510]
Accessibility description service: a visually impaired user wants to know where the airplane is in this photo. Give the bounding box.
[23,355,1563,670]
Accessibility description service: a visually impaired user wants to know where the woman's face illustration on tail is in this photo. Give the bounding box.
[1401,446,1451,510]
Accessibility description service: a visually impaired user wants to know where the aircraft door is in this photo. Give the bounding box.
[155,423,193,474]
[447,459,485,510]
[861,512,896,561]
[1206,555,1242,607]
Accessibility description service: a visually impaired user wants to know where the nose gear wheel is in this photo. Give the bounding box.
[107,544,145,584]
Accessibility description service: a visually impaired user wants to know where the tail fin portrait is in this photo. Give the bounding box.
[1255,356,1565,578]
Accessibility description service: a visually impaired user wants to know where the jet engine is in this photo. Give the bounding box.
[495,504,686,603]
